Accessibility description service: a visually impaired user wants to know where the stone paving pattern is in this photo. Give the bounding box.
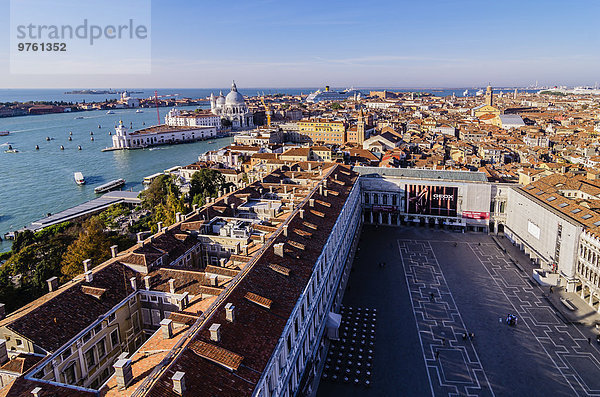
[317,226,600,397]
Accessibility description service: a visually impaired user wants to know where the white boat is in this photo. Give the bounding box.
[106,110,115,115]
[74,172,85,185]
[74,116,84,119]
[462,89,469,97]
[136,109,144,113]
[4,145,18,153]
[94,178,125,193]
[0,131,9,136]
[475,89,484,96]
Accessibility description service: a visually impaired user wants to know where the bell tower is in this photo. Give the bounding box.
[485,84,494,106]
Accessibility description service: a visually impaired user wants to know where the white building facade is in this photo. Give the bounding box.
[111,121,216,150]
[164,108,221,129]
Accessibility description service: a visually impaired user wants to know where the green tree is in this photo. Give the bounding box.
[140,175,180,210]
[11,230,35,253]
[331,102,342,110]
[189,169,227,205]
[60,217,111,281]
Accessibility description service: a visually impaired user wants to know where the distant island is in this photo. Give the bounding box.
[64,89,145,95]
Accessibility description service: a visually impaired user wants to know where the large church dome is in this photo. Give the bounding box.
[225,81,245,105]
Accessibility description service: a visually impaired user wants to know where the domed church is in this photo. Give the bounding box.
[210,81,254,129]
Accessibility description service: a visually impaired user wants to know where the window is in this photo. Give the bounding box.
[82,332,91,344]
[129,297,137,307]
[94,323,102,335]
[364,193,369,204]
[140,294,148,302]
[110,329,119,348]
[141,308,151,324]
[151,309,161,325]
[96,338,106,359]
[61,347,71,362]
[108,313,116,323]
[150,295,159,303]
[64,362,76,384]
[84,347,96,368]
[15,339,23,347]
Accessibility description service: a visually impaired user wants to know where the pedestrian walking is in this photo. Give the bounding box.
[469,332,474,340]
[589,337,592,344]
[462,333,467,340]
[549,286,553,293]
[435,350,440,360]
[442,337,445,345]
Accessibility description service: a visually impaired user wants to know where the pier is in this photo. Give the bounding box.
[3,191,141,240]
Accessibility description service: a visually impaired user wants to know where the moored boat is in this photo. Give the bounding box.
[74,172,85,185]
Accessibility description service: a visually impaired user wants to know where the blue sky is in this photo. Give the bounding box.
[0,0,599,88]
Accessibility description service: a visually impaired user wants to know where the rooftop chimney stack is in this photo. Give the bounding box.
[157,221,163,232]
[144,275,151,290]
[283,225,288,237]
[225,303,235,322]
[219,258,227,267]
[309,199,315,207]
[160,319,173,339]
[83,259,91,273]
[172,371,186,395]
[31,388,42,397]
[0,339,8,365]
[85,271,93,283]
[168,278,176,294]
[130,277,137,291]
[114,359,133,389]
[137,232,144,243]
[175,212,182,223]
[193,203,199,212]
[209,274,218,287]
[274,243,284,257]
[299,209,305,219]
[47,276,58,292]
[209,323,221,342]
[110,245,119,258]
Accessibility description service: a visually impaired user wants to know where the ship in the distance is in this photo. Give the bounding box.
[306,85,362,103]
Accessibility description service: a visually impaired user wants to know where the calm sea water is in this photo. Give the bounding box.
[0,105,233,252]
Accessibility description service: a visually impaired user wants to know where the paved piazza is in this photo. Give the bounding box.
[317,226,600,397]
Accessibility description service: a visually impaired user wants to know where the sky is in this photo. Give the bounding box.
[0,0,599,89]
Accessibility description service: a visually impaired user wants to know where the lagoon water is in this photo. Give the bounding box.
[0,105,232,252]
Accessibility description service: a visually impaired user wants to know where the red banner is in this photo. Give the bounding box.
[462,211,490,220]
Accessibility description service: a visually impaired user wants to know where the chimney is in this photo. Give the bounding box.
[130,277,137,291]
[319,185,323,195]
[209,323,221,342]
[168,278,176,294]
[177,292,189,311]
[85,271,93,283]
[31,388,42,397]
[0,339,8,365]
[160,319,173,339]
[47,276,58,292]
[209,274,218,287]
[219,258,227,267]
[136,232,144,243]
[225,303,235,322]
[172,371,186,395]
[114,359,133,389]
[175,212,182,223]
[144,276,151,290]
[110,245,119,258]
[157,221,163,232]
[283,225,288,237]
[242,245,248,255]
[299,209,305,219]
[309,199,314,207]
[193,204,199,212]
[83,259,92,273]
[274,243,284,257]
[224,196,229,205]
[0,304,5,320]
[324,189,328,197]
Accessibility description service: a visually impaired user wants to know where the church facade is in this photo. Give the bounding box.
[210,81,255,129]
